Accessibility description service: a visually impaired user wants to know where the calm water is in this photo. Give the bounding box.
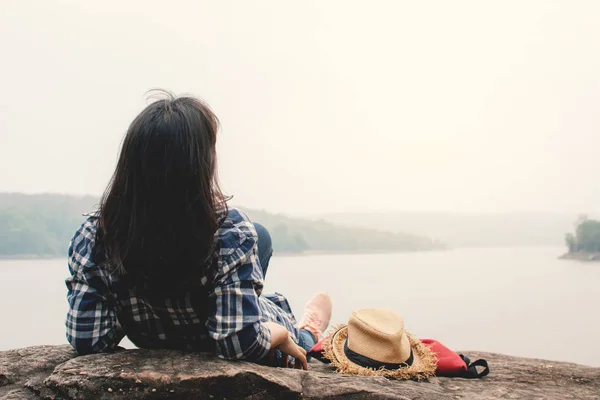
[1,247,599,366]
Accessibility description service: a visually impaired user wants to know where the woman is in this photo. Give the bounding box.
[65,93,332,369]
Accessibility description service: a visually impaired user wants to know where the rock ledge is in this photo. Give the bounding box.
[1,345,599,399]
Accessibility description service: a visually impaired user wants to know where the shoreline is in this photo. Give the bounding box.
[559,251,600,262]
[0,248,448,261]
[275,248,447,257]
[2,246,577,261]
[0,254,64,260]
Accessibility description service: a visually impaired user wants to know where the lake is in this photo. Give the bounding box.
[1,247,599,366]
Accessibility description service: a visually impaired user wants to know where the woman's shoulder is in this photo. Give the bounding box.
[72,213,99,243]
[215,207,258,260]
[220,207,255,228]
[68,213,101,267]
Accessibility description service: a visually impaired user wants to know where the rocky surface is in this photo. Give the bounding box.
[1,345,599,399]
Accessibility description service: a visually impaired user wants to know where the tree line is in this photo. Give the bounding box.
[0,193,444,257]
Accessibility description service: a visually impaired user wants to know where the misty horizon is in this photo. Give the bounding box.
[1,190,599,217]
[2,1,600,216]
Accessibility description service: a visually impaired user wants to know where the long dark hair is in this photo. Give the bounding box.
[98,91,227,290]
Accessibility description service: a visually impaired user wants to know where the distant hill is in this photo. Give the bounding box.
[318,211,584,248]
[0,193,99,257]
[240,208,444,253]
[0,193,442,257]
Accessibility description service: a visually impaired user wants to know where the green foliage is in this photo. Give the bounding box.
[0,193,98,257]
[0,193,444,257]
[565,217,600,253]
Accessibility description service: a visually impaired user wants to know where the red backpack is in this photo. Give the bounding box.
[420,339,489,378]
[309,337,489,379]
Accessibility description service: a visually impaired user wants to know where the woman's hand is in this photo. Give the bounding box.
[277,336,308,370]
[265,322,308,370]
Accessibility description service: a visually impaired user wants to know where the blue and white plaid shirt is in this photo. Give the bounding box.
[65,208,299,361]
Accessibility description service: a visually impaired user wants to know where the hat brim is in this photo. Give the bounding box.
[323,324,437,381]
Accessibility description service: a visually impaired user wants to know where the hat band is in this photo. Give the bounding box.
[344,339,414,370]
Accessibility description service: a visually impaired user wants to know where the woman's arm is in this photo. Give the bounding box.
[206,261,307,368]
[206,269,273,360]
[65,218,122,354]
[206,216,306,368]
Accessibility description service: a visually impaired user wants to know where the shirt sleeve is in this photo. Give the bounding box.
[205,211,272,361]
[65,217,120,355]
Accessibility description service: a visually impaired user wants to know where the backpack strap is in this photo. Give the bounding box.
[459,354,490,378]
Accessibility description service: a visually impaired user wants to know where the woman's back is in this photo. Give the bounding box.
[67,207,299,356]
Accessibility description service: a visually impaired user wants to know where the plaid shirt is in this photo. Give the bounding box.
[65,208,299,361]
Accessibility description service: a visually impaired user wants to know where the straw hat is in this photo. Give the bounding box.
[323,308,437,380]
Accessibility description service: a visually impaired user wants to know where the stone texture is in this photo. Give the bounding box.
[0,345,76,399]
[1,345,599,399]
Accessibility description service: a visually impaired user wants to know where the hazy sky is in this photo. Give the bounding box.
[1,0,599,214]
